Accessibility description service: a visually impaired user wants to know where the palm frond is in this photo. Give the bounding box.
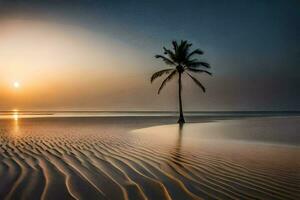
[187,68,212,76]
[155,55,175,65]
[151,69,174,83]
[199,62,211,68]
[163,47,176,60]
[187,49,204,59]
[172,40,178,52]
[187,61,211,68]
[175,40,192,63]
[158,70,177,94]
[179,40,189,51]
[186,72,206,92]
[183,42,192,53]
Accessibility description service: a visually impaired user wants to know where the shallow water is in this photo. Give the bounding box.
[0,116,299,200]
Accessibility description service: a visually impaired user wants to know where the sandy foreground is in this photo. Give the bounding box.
[0,116,299,200]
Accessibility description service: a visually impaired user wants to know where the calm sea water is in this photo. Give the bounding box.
[0,111,299,146]
[0,110,300,119]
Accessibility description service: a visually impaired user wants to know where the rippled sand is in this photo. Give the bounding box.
[0,117,299,200]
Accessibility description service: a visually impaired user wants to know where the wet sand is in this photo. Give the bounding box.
[0,116,299,200]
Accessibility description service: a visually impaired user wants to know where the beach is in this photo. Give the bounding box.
[0,115,299,200]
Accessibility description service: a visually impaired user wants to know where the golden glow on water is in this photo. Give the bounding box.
[12,110,20,137]
[13,113,19,121]
[12,109,19,121]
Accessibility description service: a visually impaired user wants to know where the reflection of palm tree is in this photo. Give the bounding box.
[176,123,183,151]
[178,123,183,144]
[172,124,184,167]
[151,40,212,124]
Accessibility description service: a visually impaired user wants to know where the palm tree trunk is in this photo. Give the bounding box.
[178,72,185,124]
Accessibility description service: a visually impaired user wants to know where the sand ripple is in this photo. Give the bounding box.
[0,118,299,200]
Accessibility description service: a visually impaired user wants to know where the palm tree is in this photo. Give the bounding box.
[151,40,212,124]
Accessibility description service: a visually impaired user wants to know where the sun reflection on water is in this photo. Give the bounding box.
[12,110,20,137]
[13,111,19,121]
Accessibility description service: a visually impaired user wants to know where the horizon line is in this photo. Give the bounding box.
[0,110,300,113]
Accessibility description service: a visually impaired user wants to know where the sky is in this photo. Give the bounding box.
[0,0,299,111]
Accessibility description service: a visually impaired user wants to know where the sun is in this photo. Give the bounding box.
[13,81,20,88]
